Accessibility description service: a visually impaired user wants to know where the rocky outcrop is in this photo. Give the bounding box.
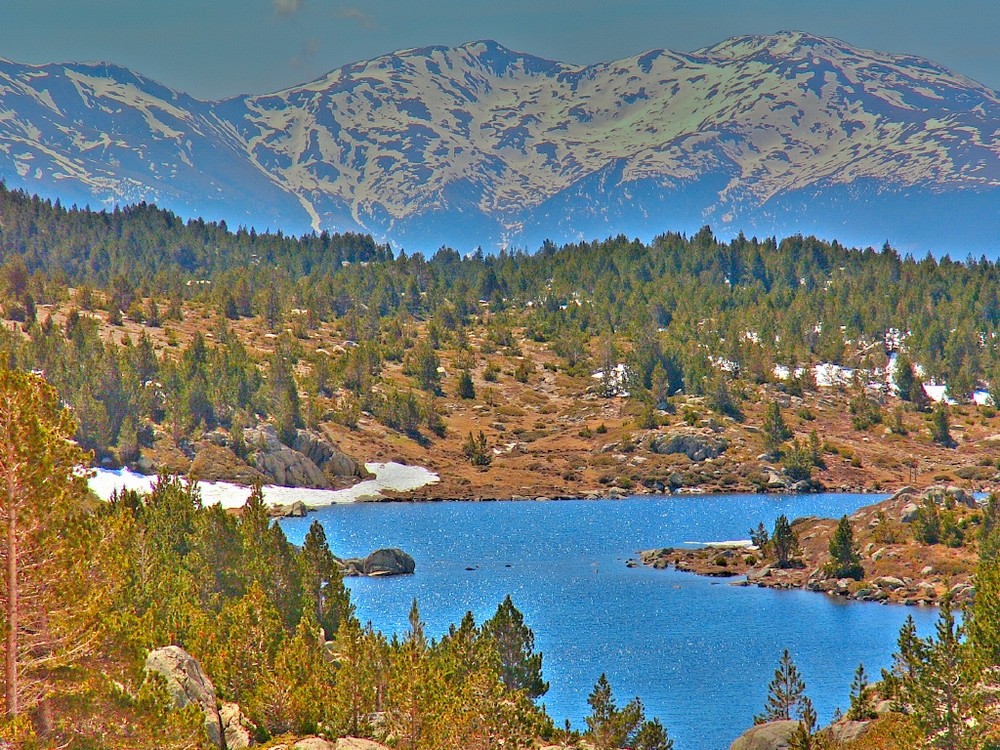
[825,719,870,745]
[243,425,365,489]
[925,484,977,509]
[293,429,365,479]
[730,720,800,750]
[649,431,728,462]
[145,645,224,748]
[191,443,269,485]
[244,424,328,488]
[220,702,255,749]
[341,548,416,577]
[268,500,309,518]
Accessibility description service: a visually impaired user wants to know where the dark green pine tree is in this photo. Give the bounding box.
[482,595,548,699]
[771,515,799,569]
[930,400,953,446]
[754,649,810,724]
[456,369,475,400]
[300,520,354,640]
[762,401,792,456]
[894,352,917,402]
[826,515,864,580]
[846,663,875,720]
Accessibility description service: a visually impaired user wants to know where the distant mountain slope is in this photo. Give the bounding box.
[2,31,1000,253]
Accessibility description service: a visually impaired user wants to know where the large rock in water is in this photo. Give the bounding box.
[363,548,416,576]
[145,645,224,748]
[341,548,417,577]
[730,720,801,750]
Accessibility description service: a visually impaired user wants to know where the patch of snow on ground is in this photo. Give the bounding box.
[974,390,994,407]
[813,363,853,387]
[681,539,753,548]
[89,462,439,509]
[922,383,954,404]
[592,363,631,396]
[710,357,738,373]
[772,365,805,381]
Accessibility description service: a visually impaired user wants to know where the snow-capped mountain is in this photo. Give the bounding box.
[2,31,1000,253]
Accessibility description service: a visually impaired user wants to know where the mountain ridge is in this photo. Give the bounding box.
[2,31,1000,253]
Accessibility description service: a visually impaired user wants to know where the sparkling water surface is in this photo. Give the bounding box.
[280,493,939,750]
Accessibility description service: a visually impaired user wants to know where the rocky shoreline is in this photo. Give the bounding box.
[638,485,982,607]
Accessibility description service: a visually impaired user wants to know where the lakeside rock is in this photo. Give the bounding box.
[268,499,309,518]
[190,443,271,485]
[730,720,800,750]
[244,424,328,488]
[341,547,416,577]
[293,429,366,480]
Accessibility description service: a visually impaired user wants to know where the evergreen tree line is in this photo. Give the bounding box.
[4,187,1000,402]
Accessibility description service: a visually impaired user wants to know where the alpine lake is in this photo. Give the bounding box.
[279,492,940,750]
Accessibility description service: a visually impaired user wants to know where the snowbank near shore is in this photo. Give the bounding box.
[88,462,439,509]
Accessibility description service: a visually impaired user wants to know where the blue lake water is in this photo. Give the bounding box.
[279,493,939,750]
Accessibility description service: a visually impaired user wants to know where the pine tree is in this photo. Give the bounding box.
[754,649,810,724]
[329,616,388,738]
[826,515,864,580]
[750,522,770,550]
[482,595,548,699]
[897,596,987,750]
[300,520,353,640]
[894,352,917,401]
[585,674,643,750]
[846,663,875,720]
[0,369,93,724]
[633,718,674,750]
[386,599,430,750]
[456,369,475,400]
[762,401,792,456]
[771,515,799,569]
[259,603,332,735]
[969,564,1000,675]
[931,401,953,446]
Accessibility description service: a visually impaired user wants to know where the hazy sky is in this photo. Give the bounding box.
[2,1,998,99]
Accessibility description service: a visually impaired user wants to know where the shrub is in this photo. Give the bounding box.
[456,370,475,400]
[463,431,492,466]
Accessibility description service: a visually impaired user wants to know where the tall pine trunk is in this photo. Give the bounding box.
[5,474,17,719]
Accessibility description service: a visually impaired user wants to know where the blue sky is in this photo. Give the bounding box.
[2,1,998,99]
